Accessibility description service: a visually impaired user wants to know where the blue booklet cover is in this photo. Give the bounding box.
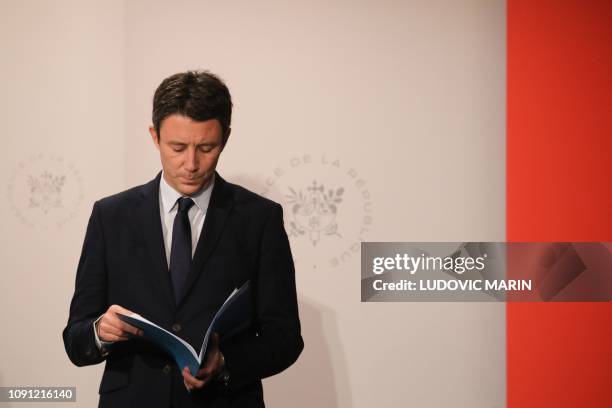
[117,281,252,376]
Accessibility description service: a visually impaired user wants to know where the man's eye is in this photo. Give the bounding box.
[172,146,186,152]
[199,146,214,153]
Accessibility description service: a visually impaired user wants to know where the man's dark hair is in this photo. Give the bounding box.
[152,70,233,143]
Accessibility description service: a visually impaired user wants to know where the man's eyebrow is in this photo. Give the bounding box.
[167,141,218,147]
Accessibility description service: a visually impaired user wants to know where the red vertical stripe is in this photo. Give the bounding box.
[507,1,612,407]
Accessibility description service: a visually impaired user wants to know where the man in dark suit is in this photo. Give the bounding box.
[63,71,304,407]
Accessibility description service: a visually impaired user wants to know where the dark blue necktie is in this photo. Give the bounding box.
[170,197,194,304]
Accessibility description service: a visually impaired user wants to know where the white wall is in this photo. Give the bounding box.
[0,1,125,407]
[1,1,505,407]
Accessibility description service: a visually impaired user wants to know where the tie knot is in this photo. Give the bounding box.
[177,197,194,213]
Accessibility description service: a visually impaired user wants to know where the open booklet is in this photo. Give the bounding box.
[117,281,252,376]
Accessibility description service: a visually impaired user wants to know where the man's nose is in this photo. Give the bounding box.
[184,148,198,171]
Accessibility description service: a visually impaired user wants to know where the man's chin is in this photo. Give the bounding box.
[178,179,209,195]
[178,183,199,194]
[163,172,211,196]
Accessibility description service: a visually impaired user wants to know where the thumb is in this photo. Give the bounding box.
[211,332,220,348]
[109,304,133,315]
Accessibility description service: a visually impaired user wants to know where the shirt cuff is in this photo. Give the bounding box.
[93,315,114,356]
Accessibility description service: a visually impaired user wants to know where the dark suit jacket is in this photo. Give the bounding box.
[63,172,303,408]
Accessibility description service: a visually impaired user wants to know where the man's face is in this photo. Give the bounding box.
[149,114,228,196]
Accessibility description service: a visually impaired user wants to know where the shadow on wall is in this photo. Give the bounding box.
[229,173,352,406]
[264,296,353,408]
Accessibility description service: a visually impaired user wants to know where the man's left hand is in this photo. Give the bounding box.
[182,333,225,392]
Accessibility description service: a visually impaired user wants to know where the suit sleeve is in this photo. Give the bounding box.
[62,201,109,366]
[219,203,304,391]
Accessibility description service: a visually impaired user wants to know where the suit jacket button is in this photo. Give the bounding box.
[171,323,182,333]
[163,364,171,374]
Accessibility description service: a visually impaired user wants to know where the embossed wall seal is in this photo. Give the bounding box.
[7,154,84,229]
[262,154,374,268]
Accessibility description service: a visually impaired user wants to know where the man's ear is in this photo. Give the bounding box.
[221,127,231,152]
[149,125,160,149]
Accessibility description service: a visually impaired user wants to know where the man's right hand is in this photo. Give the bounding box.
[96,305,143,342]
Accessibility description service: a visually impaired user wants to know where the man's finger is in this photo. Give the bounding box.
[201,352,220,374]
[108,304,132,314]
[106,305,143,335]
[182,367,205,390]
[108,319,142,338]
[98,321,130,342]
[116,320,143,337]
[195,367,213,380]
[102,333,130,342]
[98,320,131,342]
[105,314,143,337]
[210,333,220,349]
[99,321,127,338]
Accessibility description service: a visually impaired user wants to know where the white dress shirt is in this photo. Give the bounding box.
[93,172,214,352]
[158,171,213,265]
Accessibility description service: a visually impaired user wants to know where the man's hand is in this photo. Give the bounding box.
[182,333,224,392]
[96,304,143,342]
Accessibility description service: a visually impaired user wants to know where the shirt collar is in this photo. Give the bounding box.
[159,171,215,214]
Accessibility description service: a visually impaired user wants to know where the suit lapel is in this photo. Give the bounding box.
[137,172,176,312]
[178,172,234,308]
